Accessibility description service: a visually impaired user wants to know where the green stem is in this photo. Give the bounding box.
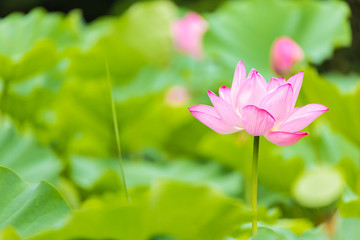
[105,60,130,203]
[0,79,9,124]
[252,136,260,236]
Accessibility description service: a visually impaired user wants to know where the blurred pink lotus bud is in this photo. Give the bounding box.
[271,37,304,75]
[172,12,208,59]
[165,85,190,107]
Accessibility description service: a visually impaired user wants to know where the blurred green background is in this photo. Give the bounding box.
[0,0,359,240]
[0,0,359,72]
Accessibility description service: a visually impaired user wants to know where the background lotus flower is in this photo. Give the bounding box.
[189,61,328,146]
[172,12,208,59]
[271,36,305,76]
[165,85,190,107]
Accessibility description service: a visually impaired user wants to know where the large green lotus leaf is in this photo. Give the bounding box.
[120,96,192,153]
[10,60,224,158]
[204,0,351,78]
[274,218,313,236]
[166,55,234,101]
[0,227,22,240]
[4,71,101,155]
[48,65,196,156]
[145,181,246,239]
[197,132,304,195]
[338,158,360,194]
[0,40,58,83]
[258,139,305,194]
[125,160,243,197]
[302,217,360,240]
[251,227,291,240]
[4,88,58,147]
[298,67,360,147]
[314,124,360,165]
[0,8,85,83]
[335,217,360,239]
[0,8,84,57]
[70,155,243,197]
[197,132,252,172]
[0,166,71,238]
[0,120,62,183]
[0,56,15,82]
[3,61,66,128]
[42,72,164,156]
[111,54,232,103]
[339,186,360,218]
[112,65,177,101]
[235,222,304,240]
[113,1,176,66]
[300,226,330,240]
[67,1,177,81]
[49,77,173,156]
[340,198,360,218]
[69,156,123,193]
[66,35,146,82]
[30,181,248,240]
[48,52,225,158]
[323,72,360,94]
[44,76,114,156]
[280,123,360,167]
[9,40,58,83]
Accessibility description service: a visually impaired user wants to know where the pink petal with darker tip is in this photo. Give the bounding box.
[287,71,304,108]
[277,104,329,132]
[265,131,309,146]
[219,86,232,103]
[208,91,242,126]
[241,105,275,136]
[188,104,219,117]
[189,105,238,134]
[231,61,247,105]
[237,69,268,113]
[247,69,267,87]
[267,77,286,93]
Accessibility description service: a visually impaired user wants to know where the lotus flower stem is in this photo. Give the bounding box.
[188,59,329,234]
[252,136,259,236]
[105,60,130,203]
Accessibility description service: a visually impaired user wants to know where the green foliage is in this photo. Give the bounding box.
[299,67,360,147]
[335,218,360,239]
[0,166,71,238]
[340,198,360,218]
[70,156,244,197]
[0,120,62,183]
[252,227,290,240]
[67,1,176,81]
[0,0,358,239]
[204,0,351,79]
[30,181,248,240]
[292,168,344,208]
[0,8,84,82]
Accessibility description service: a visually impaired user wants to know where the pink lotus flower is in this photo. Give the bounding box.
[165,85,190,107]
[271,36,304,76]
[189,61,328,146]
[172,12,208,59]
